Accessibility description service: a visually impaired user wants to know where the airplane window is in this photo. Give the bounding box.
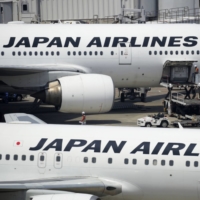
[51,51,54,56]
[100,51,103,55]
[197,50,200,55]
[95,51,98,56]
[145,159,149,165]
[79,51,81,56]
[40,52,43,56]
[169,160,174,166]
[46,52,49,56]
[153,159,157,166]
[12,52,15,56]
[22,155,26,161]
[18,52,21,56]
[121,51,123,56]
[176,51,178,55]
[194,161,198,167]
[192,51,194,55]
[160,51,162,55]
[111,51,114,55]
[84,51,87,56]
[30,155,34,161]
[149,51,152,55]
[124,158,129,164]
[40,155,44,161]
[186,161,190,167]
[73,51,76,56]
[186,51,189,55]
[84,157,88,163]
[29,52,32,56]
[23,52,26,56]
[13,155,18,161]
[170,51,173,55]
[165,51,168,55]
[1,52,4,56]
[132,159,137,165]
[89,51,92,56]
[161,160,165,166]
[68,51,70,56]
[6,155,10,160]
[56,51,59,56]
[0,154,2,160]
[181,51,184,55]
[56,156,61,162]
[108,158,112,164]
[92,157,96,163]
[35,52,38,56]
[154,51,157,55]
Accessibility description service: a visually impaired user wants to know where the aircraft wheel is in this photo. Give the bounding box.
[141,94,146,102]
[121,93,125,102]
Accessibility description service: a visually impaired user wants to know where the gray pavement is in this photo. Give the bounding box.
[0,87,171,127]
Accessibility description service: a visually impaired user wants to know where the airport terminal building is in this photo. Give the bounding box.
[0,0,200,24]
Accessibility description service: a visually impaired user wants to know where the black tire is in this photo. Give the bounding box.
[2,98,8,104]
[16,95,22,101]
[121,93,125,102]
[141,94,146,102]
[145,123,152,127]
[55,106,60,111]
[161,121,169,128]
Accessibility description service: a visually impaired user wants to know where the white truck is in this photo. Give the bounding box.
[137,113,169,128]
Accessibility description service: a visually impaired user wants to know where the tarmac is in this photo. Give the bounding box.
[0,87,176,127]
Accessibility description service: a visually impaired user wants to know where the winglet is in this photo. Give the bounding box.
[178,122,183,129]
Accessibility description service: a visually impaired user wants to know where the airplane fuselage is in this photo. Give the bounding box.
[0,24,199,92]
[0,124,200,200]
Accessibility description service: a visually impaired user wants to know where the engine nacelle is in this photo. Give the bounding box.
[32,74,114,114]
[31,194,100,200]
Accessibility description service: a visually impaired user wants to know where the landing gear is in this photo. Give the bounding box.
[119,87,150,102]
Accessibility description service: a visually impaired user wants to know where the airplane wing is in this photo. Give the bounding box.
[0,177,121,198]
[4,113,46,124]
[0,64,91,76]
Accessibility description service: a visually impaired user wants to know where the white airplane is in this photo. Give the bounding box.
[0,24,198,113]
[0,113,200,200]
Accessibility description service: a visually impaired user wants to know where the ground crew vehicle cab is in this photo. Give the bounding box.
[137,113,169,128]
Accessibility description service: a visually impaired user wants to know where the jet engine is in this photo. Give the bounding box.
[31,193,100,200]
[32,74,114,113]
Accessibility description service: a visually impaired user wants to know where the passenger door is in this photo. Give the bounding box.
[118,43,132,65]
[38,152,47,174]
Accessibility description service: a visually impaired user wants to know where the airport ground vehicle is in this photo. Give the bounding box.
[0,93,25,103]
[137,113,169,127]
[172,120,200,127]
